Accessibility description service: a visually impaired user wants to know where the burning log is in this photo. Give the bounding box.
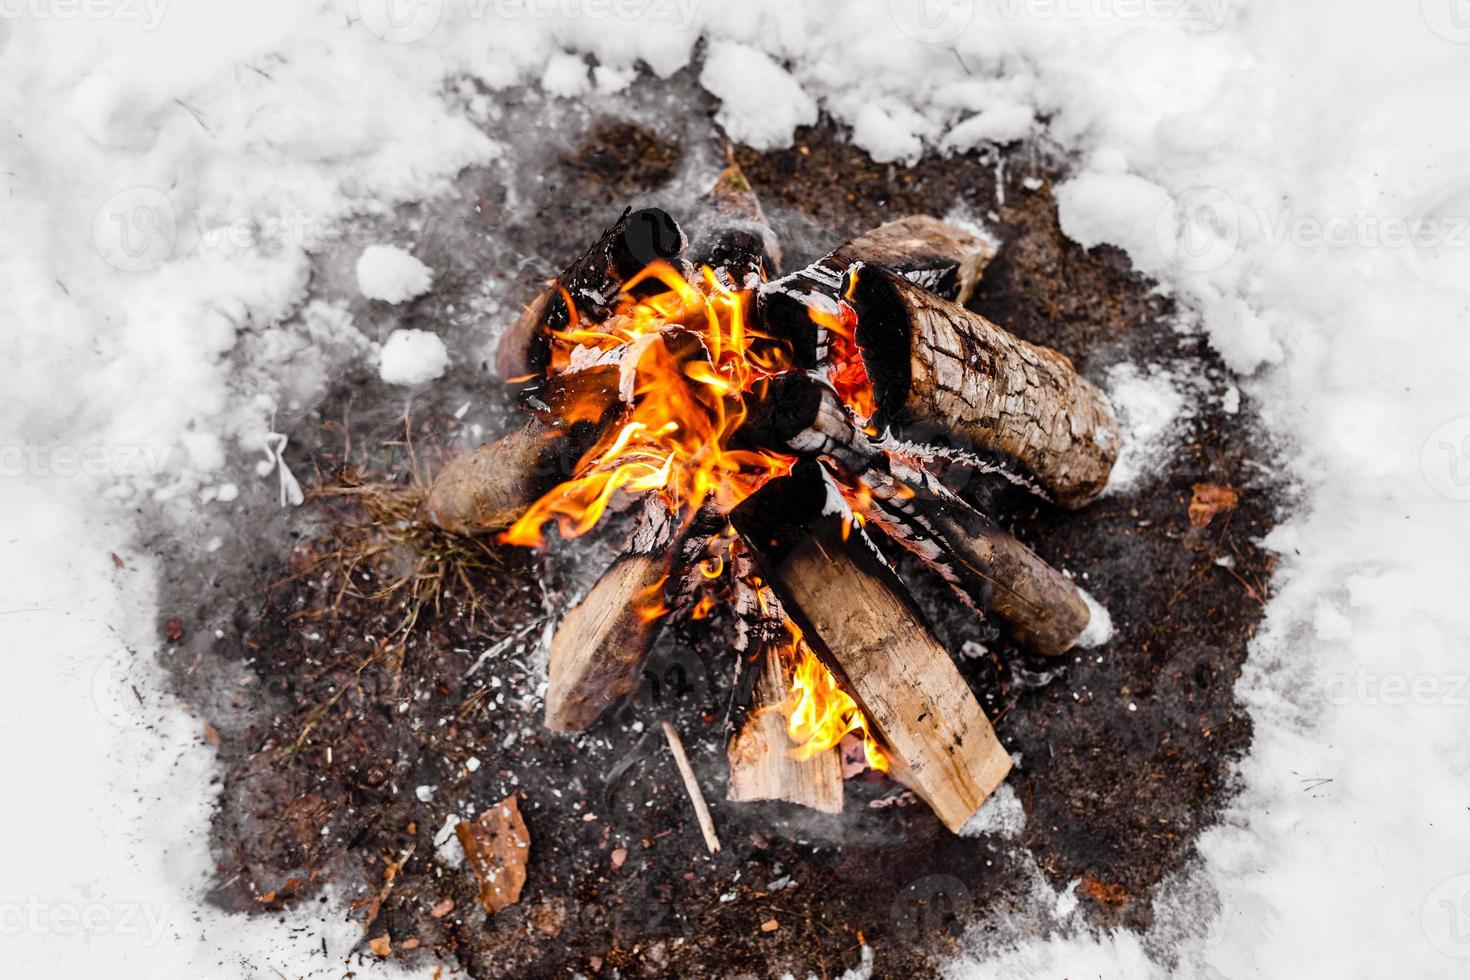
[544,495,676,731]
[732,461,1012,833]
[691,158,781,287]
[726,642,845,813]
[495,207,688,380]
[847,266,1119,508]
[424,365,623,535]
[738,373,1091,656]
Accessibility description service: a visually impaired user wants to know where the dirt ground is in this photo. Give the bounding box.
[150,73,1279,979]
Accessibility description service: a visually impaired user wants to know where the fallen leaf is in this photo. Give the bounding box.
[456,793,529,915]
[368,934,391,957]
[110,552,125,569]
[401,938,420,950]
[203,723,220,747]
[1188,483,1239,528]
[429,898,454,918]
[165,617,183,642]
[1080,872,1130,908]
[589,955,603,972]
[760,918,779,932]
[610,847,627,871]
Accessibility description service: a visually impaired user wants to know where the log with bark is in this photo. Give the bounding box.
[737,372,1091,656]
[846,265,1119,508]
[731,460,1013,832]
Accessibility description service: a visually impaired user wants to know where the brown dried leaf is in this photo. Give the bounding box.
[1080,872,1131,908]
[456,794,530,915]
[368,934,391,957]
[1188,483,1239,528]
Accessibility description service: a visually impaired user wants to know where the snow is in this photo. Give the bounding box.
[379,329,450,385]
[4,1,1469,978]
[1074,589,1114,649]
[355,245,433,304]
[1102,362,1187,493]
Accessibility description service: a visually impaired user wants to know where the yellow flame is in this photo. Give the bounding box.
[502,260,795,549]
[775,622,887,772]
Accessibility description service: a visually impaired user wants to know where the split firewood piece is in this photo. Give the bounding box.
[731,460,1012,833]
[847,265,1119,508]
[456,793,530,915]
[691,157,781,287]
[544,494,677,732]
[831,215,995,307]
[424,365,622,535]
[495,206,688,380]
[726,642,844,814]
[737,374,1090,656]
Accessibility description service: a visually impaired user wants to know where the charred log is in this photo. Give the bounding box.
[495,207,688,380]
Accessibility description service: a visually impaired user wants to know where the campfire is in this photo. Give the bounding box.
[424,163,1118,840]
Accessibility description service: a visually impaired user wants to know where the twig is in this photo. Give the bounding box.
[661,720,721,854]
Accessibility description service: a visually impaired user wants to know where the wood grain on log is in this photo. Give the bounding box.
[738,374,1091,655]
[849,266,1118,508]
[726,643,844,813]
[544,495,676,732]
[691,159,781,287]
[732,462,1012,833]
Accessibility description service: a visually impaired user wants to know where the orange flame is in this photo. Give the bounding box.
[503,256,885,772]
[774,622,887,772]
[503,261,795,548]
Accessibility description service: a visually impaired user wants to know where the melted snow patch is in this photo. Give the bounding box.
[957,783,1026,840]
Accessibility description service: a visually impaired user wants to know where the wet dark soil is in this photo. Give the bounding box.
[151,75,1279,980]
